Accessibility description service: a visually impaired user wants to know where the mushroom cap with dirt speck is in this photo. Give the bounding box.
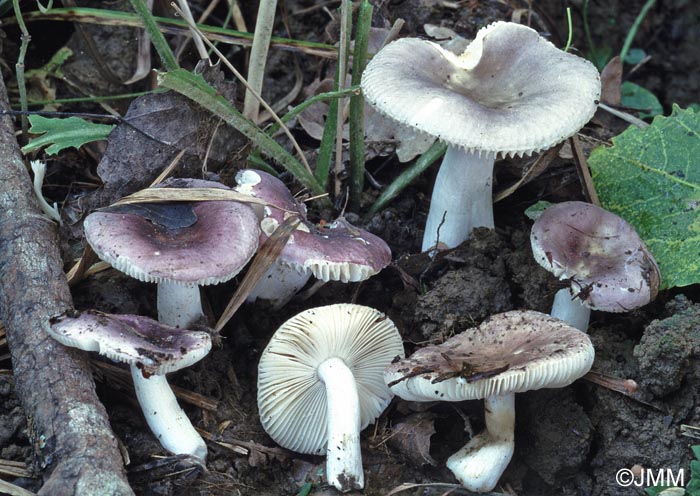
[46,309,212,376]
[530,201,661,312]
[361,21,601,158]
[384,310,594,402]
[235,170,391,282]
[83,178,260,287]
[257,304,405,454]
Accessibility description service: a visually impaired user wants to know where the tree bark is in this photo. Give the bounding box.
[0,75,133,493]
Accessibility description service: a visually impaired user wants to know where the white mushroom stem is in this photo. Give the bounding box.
[551,288,591,332]
[130,367,207,461]
[446,393,515,493]
[247,261,312,307]
[317,356,364,492]
[157,281,204,329]
[422,147,495,253]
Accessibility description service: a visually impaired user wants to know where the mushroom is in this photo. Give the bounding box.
[235,170,391,306]
[384,310,594,492]
[45,309,212,460]
[361,21,601,252]
[530,201,661,331]
[83,178,260,329]
[257,304,405,492]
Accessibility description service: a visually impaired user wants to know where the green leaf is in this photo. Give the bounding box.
[621,81,664,119]
[692,445,700,461]
[645,486,670,496]
[21,115,115,155]
[624,47,647,65]
[524,201,553,221]
[589,105,700,289]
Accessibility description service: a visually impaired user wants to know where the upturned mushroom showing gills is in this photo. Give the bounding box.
[361,21,601,253]
[384,310,594,493]
[530,201,661,331]
[257,304,405,492]
[235,170,392,307]
[45,310,212,461]
[83,178,260,329]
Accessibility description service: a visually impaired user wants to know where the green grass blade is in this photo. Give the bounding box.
[18,8,335,54]
[127,0,178,71]
[366,141,447,218]
[157,69,329,203]
[348,0,372,211]
[265,86,360,137]
[315,65,340,189]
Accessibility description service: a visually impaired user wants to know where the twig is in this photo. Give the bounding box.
[91,360,219,411]
[570,135,600,206]
[0,69,133,494]
[333,0,352,197]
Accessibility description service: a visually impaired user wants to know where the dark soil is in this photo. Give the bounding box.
[1,1,699,496]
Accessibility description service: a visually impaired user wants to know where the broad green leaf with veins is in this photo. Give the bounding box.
[589,105,700,290]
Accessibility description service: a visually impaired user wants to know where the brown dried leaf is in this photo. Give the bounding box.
[92,66,246,207]
[600,56,622,106]
[387,412,437,466]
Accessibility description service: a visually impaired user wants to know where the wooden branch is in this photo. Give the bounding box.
[0,72,133,494]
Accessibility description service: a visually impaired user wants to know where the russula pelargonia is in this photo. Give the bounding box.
[235,170,391,306]
[257,304,405,492]
[361,21,601,253]
[45,310,212,460]
[384,310,594,492]
[530,201,661,331]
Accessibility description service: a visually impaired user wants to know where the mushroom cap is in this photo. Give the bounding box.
[235,170,392,282]
[84,179,260,287]
[384,310,593,402]
[531,201,661,312]
[46,310,212,376]
[257,304,405,454]
[361,21,601,157]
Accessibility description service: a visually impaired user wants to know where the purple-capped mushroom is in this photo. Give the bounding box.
[384,310,594,492]
[530,201,661,331]
[84,178,260,329]
[234,170,391,306]
[45,310,211,460]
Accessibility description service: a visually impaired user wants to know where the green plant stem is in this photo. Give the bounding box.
[366,141,448,218]
[21,89,163,107]
[582,0,598,66]
[619,0,656,63]
[265,86,360,136]
[128,0,178,71]
[243,0,277,121]
[315,64,340,189]
[248,86,359,175]
[348,0,372,211]
[12,0,30,142]
[17,8,335,56]
[563,7,573,52]
[158,69,330,206]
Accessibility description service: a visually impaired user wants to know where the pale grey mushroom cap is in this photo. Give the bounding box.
[384,310,593,402]
[531,201,661,312]
[46,310,212,376]
[361,21,601,158]
[84,179,260,287]
[235,170,391,283]
[257,304,405,454]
